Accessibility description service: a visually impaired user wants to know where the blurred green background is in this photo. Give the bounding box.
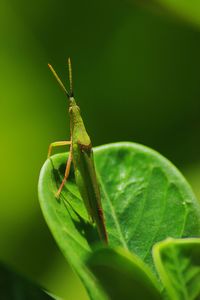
[1,0,200,299]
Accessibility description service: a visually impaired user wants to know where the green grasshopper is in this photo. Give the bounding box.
[47,58,108,244]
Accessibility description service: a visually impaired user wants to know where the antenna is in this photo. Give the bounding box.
[48,63,69,97]
[68,57,73,97]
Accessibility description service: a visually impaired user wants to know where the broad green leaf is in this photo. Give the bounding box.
[153,238,200,300]
[0,262,55,300]
[38,142,200,298]
[86,246,162,300]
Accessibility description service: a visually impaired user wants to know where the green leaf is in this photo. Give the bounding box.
[0,262,55,300]
[38,142,200,298]
[86,246,162,300]
[153,238,200,300]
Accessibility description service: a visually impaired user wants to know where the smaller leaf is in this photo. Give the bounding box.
[86,247,162,300]
[0,261,55,299]
[153,238,200,300]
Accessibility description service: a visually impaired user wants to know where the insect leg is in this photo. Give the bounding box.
[55,143,73,198]
[48,141,71,158]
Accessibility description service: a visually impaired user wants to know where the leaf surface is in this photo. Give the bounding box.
[86,246,162,300]
[38,142,200,298]
[153,238,200,300]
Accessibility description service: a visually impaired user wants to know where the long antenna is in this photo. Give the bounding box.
[48,63,69,97]
[68,57,73,97]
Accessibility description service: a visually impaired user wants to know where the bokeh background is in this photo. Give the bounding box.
[1,0,200,299]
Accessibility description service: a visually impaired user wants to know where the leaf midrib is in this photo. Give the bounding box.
[97,170,128,250]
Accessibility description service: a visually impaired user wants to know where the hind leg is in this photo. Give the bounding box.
[55,143,73,198]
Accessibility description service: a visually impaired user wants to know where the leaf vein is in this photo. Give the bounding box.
[97,170,128,250]
[142,182,169,260]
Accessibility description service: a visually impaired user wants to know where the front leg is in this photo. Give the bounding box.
[47,140,71,158]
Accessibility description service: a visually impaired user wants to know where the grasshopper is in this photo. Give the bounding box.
[47,58,108,244]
